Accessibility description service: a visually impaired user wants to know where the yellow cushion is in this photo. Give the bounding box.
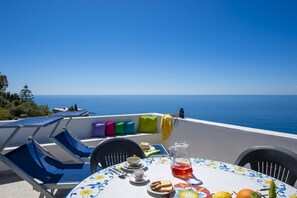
[138,115,157,133]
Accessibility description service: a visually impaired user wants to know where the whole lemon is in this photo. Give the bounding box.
[213,191,232,198]
[236,189,255,198]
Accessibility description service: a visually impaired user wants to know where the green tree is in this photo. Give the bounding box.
[0,75,52,120]
[0,108,11,120]
[19,83,34,100]
[0,73,8,91]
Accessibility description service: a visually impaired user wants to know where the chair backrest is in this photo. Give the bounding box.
[54,129,93,158]
[5,140,63,183]
[235,146,297,186]
[90,138,146,173]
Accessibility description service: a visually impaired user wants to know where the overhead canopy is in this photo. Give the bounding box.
[50,110,88,117]
[0,116,63,128]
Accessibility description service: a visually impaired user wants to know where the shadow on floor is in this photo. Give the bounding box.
[0,170,22,184]
[0,170,70,197]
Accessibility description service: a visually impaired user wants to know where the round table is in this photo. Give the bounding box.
[67,157,297,198]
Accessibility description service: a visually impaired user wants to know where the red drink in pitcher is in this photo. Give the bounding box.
[171,162,193,176]
[170,141,192,178]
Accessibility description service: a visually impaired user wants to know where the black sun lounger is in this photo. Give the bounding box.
[0,116,93,198]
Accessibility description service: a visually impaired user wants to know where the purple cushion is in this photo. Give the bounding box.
[105,121,115,136]
[92,123,105,137]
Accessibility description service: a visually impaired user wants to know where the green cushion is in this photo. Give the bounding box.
[115,122,125,135]
[137,115,157,133]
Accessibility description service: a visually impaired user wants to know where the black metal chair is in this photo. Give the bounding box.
[90,138,146,173]
[235,145,297,186]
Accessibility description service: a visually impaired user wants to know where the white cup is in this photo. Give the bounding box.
[133,169,144,181]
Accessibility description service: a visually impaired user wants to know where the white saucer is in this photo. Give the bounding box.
[129,174,148,184]
[122,162,145,171]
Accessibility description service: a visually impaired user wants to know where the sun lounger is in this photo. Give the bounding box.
[49,110,95,162]
[52,129,94,162]
[0,116,93,198]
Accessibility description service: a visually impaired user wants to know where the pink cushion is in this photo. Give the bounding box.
[105,121,115,136]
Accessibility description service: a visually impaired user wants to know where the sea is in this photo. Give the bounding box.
[35,95,297,135]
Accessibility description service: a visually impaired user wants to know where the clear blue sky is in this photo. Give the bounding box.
[1,0,296,95]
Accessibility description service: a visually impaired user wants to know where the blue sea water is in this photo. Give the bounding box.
[35,95,297,135]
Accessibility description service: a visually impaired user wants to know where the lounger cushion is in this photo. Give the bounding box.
[5,140,94,185]
[51,163,92,184]
[115,122,125,135]
[125,121,135,134]
[92,122,106,137]
[55,129,94,157]
[138,115,157,133]
[105,121,115,136]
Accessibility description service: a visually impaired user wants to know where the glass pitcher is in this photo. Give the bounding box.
[169,141,192,177]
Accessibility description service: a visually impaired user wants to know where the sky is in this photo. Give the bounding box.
[0,0,297,95]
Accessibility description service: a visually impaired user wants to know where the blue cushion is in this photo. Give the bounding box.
[125,121,135,134]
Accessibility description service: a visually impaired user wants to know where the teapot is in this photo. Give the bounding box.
[169,141,192,177]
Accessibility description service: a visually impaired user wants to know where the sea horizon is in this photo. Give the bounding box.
[35,94,297,96]
[35,95,297,135]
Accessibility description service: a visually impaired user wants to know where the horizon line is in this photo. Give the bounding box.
[34,94,297,96]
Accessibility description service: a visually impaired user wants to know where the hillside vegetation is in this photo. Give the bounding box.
[0,73,51,120]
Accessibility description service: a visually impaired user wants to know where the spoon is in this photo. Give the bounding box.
[109,167,127,179]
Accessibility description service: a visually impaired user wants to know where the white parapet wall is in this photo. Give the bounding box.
[163,117,297,164]
[1,113,297,172]
[0,113,162,171]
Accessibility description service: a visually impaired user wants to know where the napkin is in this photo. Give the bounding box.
[144,149,160,157]
[161,114,173,143]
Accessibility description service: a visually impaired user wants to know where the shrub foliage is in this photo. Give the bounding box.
[0,73,51,120]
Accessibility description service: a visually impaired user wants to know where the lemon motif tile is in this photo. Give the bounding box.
[95,175,105,180]
[208,161,218,167]
[79,189,92,196]
[159,157,170,163]
[234,167,246,173]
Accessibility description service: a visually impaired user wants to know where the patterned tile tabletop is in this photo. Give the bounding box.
[67,157,297,198]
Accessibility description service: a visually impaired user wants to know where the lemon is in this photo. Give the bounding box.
[213,191,232,198]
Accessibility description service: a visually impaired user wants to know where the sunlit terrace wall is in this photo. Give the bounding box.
[164,117,297,164]
[1,113,297,172]
[0,113,162,171]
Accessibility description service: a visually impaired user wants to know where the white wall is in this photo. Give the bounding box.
[0,113,162,146]
[1,113,297,172]
[164,117,297,164]
[0,113,162,171]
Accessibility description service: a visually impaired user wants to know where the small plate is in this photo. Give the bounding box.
[122,162,145,171]
[129,174,149,184]
[146,182,175,196]
[124,161,142,168]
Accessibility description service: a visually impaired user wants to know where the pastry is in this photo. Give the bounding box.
[159,180,172,188]
[140,142,150,150]
[151,181,161,190]
[150,180,173,192]
[158,186,174,192]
